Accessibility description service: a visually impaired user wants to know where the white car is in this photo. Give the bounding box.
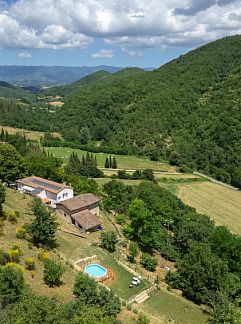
[131,277,141,285]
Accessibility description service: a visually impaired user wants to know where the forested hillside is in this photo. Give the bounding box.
[0,81,33,100]
[55,35,241,186]
[0,35,241,186]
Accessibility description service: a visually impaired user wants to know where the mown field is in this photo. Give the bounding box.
[45,146,176,171]
[0,125,61,141]
[138,290,207,324]
[176,182,241,235]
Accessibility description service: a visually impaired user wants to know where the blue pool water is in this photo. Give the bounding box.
[85,264,107,278]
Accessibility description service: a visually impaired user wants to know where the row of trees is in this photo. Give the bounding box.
[104,156,117,169]
[65,151,103,178]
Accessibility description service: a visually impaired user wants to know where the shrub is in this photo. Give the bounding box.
[12,244,21,254]
[115,214,126,225]
[16,227,27,239]
[43,259,64,287]
[100,231,118,253]
[141,253,157,272]
[126,304,132,311]
[137,313,150,324]
[133,308,138,314]
[7,249,20,263]
[8,212,18,224]
[0,263,25,306]
[179,165,193,173]
[122,300,127,307]
[25,258,35,270]
[0,249,8,266]
[38,249,49,261]
[27,242,33,249]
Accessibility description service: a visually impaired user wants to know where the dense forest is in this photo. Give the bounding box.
[0,35,241,186]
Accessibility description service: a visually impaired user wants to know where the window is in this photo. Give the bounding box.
[62,193,68,199]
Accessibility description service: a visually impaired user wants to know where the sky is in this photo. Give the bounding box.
[0,0,241,68]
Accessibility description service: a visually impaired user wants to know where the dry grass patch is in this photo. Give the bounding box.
[176,182,241,234]
[0,125,61,141]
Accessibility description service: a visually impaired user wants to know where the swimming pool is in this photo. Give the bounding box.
[85,264,107,278]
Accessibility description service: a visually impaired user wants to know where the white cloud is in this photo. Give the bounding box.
[0,0,240,51]
[17,51,32,59]
[91,49,114,59]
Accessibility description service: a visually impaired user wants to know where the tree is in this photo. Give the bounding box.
[141,253,157,272]
[0,184,6,217]
[141,169,155,181]
[66,175,100,196]
[128,242,139,263]
[73,272,99,305]
[112,157,117,169]
[105,157,110,168]
[98,286,121,317]
[177,243,234,305]
[117,170,129,179]
[43,260,64,287]
[28,198,59,249]
[0,264,25,306]
[132,170,142,180]
[0,143,25,183]
[100,231,118,253]
[150,150,159,161]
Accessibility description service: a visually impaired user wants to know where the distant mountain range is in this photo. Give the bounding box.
[0,65,153,87]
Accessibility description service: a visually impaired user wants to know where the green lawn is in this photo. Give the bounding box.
[138,290,207,324]
[45,147,175,171]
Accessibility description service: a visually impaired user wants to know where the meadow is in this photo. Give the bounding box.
[175,181,241,235]
[45,146,176,171]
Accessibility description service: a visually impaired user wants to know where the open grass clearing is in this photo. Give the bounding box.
[137,290,207,324]
[0,125,61,142]
[2,188,75,303]
[45,146,176,171]
[176,181,241,235]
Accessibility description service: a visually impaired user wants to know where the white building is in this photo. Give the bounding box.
[16,176,73,208]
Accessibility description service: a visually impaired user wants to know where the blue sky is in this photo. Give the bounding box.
[0,0,241,68]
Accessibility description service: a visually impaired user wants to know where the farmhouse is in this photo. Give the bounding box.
[16,176,73,208]
[56,193,101,232]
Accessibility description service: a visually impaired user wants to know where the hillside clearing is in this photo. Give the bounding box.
[0,125,61,142]
[45,147,176,171]
[176,182,241,235]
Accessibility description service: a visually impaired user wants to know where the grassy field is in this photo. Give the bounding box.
[138,290,207,324]
[176,181,241,235]
[0,125,61,142]
[45,146,176,171]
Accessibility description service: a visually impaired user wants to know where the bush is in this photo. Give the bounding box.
[7,249,20,263]
[38,249,49,261]
[122,300,127,307]
[25,258,35,270]
[179,165,193,173]
[43,259,64,287]
[12,244,21,254]
[126,304,132,311]
[137,313,150,324]
[0,263,25,306]
[0,249,8,266]
[100,231,118,253]
[133,308,138,314]
[16,227,27,239]
[115,214,126,225]
[8,212,18,224]
[141,253,157,272]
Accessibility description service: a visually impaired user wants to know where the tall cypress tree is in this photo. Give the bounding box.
[109,156,112,169]
[112,157,117,169]
[105,157,110,168]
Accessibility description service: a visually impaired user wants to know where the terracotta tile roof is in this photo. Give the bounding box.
[42,198,50,204]
[16,176,72,194]
[72,210,101,231]
[57,193,100,212]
